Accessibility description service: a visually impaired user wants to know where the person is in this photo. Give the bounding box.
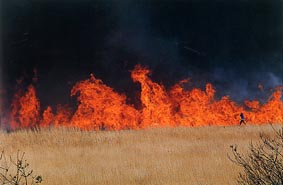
[240,113,246,125]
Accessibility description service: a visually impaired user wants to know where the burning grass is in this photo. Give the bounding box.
[0,124,282,185]
[2,64,282,130]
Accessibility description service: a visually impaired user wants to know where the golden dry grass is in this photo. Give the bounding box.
[0,124,282,185]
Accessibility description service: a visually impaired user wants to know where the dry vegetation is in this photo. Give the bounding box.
[0,124,282,185]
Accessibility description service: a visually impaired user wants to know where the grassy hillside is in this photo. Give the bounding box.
[0,124,282,185]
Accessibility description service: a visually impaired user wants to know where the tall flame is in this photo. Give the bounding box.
[70,74,140,130]
[10,85,40,129]
[131,65,175,127]
[4,65,283,130]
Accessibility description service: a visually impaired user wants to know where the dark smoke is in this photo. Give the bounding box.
[100,0,282,103]
[1,0,282,110]
[0,0,4,116]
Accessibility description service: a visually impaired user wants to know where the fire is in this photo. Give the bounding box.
[131,65,175,127]
[70,74,140,130]
[10,85,40,129]
[3,65,283,130]
[40,106,54,127]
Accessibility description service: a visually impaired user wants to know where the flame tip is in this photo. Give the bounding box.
[4,65,283,130]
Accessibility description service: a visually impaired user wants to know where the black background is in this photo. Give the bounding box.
[1,0,282,109]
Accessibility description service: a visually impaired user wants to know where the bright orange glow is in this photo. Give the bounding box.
[10,85,40,129]
[40,106,54,127]
[70,74,140,130]
[6,65,283,130]
[131,65,175,127]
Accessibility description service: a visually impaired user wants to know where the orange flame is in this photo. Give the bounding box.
[40,106,54,127]
[70,74,140,130]
[10,85,40,129]
[6,65,283,130]
[40,104,71,127]
[131,65,175,127]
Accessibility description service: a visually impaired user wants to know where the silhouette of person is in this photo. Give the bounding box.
[240,113,246,125]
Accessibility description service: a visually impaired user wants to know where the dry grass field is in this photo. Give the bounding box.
[0,124,282,185]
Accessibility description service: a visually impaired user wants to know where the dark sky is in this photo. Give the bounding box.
[1,0,282,108]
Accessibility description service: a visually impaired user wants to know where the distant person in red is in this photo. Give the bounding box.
[240,113,246,125]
